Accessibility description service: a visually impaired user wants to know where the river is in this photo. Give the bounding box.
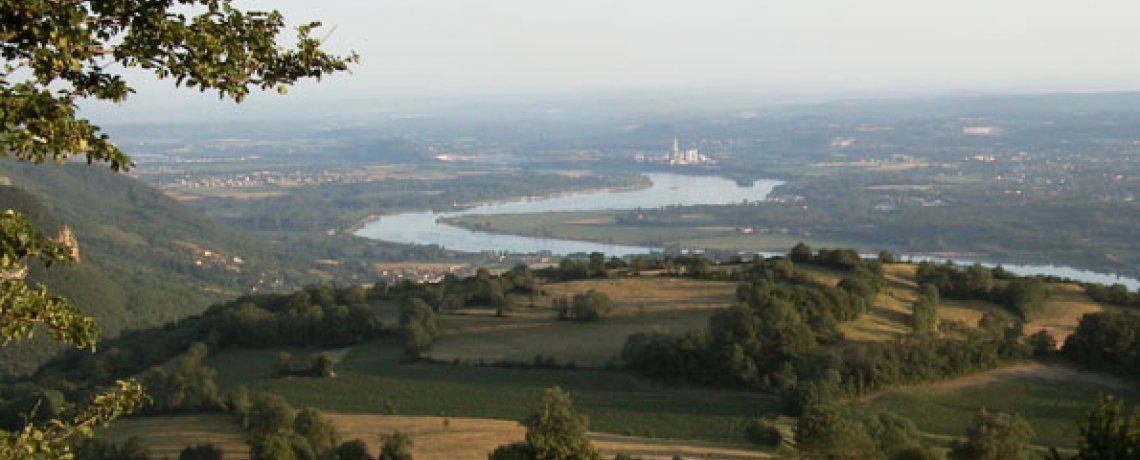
[355,172,1140,289]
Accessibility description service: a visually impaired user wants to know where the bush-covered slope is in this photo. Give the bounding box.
[0,161,318,377]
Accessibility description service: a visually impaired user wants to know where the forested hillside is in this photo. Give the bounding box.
[0,161,322,377]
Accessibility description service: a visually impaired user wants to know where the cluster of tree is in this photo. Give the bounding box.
[535,252,734,281]
[789,243,866,270]
[911,284,940,333]
[743,419,783,448]
[374,266,537,314]
[794,406,940,460]
[277,352,336,378]
[556,290,614,322]
[210,285,382,348]
[72,437,151,460]
[5,283,385,428]
[623,250,1032,415]
[73,439,223,460]
[1060,311,1140,378]
[138,343,223,414]
[914,262,1047,319]
[488,387,602,460]
[1084,282,1140,310]
[538,253,612,282]
[224,390,388,460]
[398,299,439,358]
[622,253,886,389]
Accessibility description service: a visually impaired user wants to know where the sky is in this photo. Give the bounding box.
[87,0,1140,121]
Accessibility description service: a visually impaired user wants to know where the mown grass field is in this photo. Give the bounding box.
[99,414,250,460]
[212,341,779,444]
[445,211,843,252]
[99,412,774,460]
[852,363,1139,451]
[430,309,713,366]
[426,277,737,365]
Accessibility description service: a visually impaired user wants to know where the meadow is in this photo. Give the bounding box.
[852,363,1138,451]
[444,211,842,252]
[211,342,780,444]
[99,412,775,460]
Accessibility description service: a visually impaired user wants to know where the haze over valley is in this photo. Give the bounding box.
[3,2,1140,460]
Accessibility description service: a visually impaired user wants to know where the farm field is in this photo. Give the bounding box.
[840,263,1105,343]
[430,309,714,366]
[426,277,738,365]
[99,412,774,460]
[212,341,780,444]
[98,414,250,460]
[853,363,1139,451]
[444,211,846,252]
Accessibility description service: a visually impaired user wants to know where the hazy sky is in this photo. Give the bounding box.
[90,0,1140,120]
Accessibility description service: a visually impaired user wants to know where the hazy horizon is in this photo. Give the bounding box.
[82,0,1140,123]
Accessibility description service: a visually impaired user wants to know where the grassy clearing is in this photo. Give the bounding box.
[98,414,250,460]
[538,278,738,312]
[215,341,779,444]
[426,277,737,365]
[445,212,843,252]
[853,363,1140,450]
[1024,284,1103,343]
[430,309,714,366]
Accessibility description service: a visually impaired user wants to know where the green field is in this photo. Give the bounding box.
[211,341,778,444]
[852,364,1139,451]
[430,309,714,366]
[444,211,845,252]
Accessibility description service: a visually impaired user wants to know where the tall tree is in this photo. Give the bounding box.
[948,410,1035,460]
[489,387,601,460]
[0,1,353,457]
[522,387,600,460]
[398,298,437,358]
[1049,395,1140,460]
[294,408,340,458]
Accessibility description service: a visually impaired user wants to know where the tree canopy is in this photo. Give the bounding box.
[0,1,354,457]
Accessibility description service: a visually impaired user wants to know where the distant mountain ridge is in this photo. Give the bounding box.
[0,161,317,377]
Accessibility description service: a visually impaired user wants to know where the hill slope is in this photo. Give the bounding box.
[0,161,318,376]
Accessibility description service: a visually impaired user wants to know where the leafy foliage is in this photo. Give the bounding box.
[398,298,437,358]
[377,432,414,460]
[948,410,1035,460]
[1061,311,1140,378]
[490,387,601,460]
[1049,394,1140,460]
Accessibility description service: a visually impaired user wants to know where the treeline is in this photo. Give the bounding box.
[1061,310,1140,379]
[914,261,1047,319]
[622,245,1032,414]
[373,265,538,314]
[20,283,385,411]
[1085,282,1140,310]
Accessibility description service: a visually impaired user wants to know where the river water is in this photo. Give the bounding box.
[355,172,1140,289]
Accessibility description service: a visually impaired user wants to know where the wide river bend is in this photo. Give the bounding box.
[355,173,1140,289]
